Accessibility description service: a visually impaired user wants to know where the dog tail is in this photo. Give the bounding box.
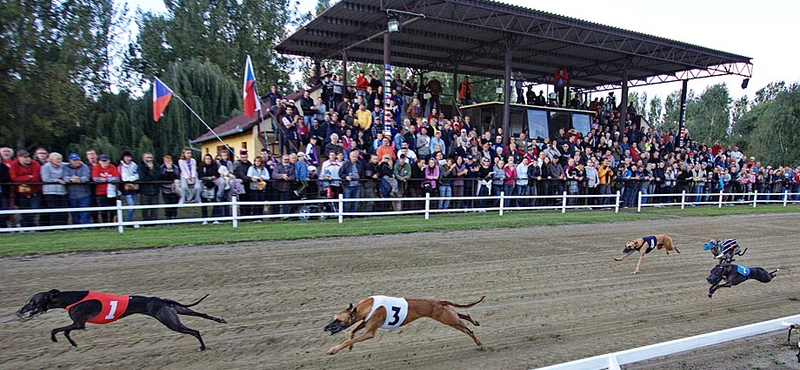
[176,294,210,308]
[442,296,485,308]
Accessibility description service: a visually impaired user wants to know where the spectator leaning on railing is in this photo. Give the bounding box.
[63,153,92,225]
[119,150,139,225]
[9,150,41,228]
[138,152,161,222]
[40,152,68,226]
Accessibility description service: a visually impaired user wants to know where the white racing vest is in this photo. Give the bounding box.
[365,295,409,330]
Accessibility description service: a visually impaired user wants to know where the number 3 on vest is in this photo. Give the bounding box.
[387,306,401,326]
[105,301,118,320]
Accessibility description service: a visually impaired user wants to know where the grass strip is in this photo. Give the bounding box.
[1,205,797,257]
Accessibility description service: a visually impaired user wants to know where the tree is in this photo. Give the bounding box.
[0,0,118,149]
[740,83,800,166]
[647,96,663,127]
[662,89,682,130]
[685,83,731,144]
[128,0,297,92]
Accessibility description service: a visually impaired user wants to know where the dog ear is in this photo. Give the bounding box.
[46,289,60,300]
[348,303,353,311]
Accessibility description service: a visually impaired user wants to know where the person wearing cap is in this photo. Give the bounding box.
[92,154,120,223]
[9,149,42,228]
[40,152,68,226]
[306,165,319,197]
[62,153,92,225]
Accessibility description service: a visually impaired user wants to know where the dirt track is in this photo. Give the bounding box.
[1,213,799,370]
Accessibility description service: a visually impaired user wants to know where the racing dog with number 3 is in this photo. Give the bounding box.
[324,295,485,354]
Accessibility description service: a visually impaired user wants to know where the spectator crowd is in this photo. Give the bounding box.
[2,71,800,229]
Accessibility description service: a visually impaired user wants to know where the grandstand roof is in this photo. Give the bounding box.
[276,0,752,90]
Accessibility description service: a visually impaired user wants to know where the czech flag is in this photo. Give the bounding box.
[243,55,261,118]
[153,77,173,122]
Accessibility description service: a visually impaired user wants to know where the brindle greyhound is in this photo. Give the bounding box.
[17,290,226,350]
[706,264,777,298]
[323,295,485,355]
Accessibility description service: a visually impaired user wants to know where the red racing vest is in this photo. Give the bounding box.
[64,291,131,324]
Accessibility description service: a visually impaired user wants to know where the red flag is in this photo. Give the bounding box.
[153,77,173,122]
[243,55,261,118]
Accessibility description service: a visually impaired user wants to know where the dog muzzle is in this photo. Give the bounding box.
[16,305,43,321]
[323,319,352,336]
[706,274,721,285]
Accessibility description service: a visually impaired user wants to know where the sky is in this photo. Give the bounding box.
[125,0,799,102]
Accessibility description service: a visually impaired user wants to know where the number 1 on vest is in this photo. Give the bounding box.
[105,301,118,320]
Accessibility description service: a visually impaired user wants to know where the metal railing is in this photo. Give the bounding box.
[533,314,800,370]
[637,190,800,212]
[1,189,798,234]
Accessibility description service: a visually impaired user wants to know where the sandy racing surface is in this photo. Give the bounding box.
[1,213,799,369]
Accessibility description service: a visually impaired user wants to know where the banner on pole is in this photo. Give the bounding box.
[383,64,393,135]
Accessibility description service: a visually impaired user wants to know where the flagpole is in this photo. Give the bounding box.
[251,83,269,153]
[173,94,235,158]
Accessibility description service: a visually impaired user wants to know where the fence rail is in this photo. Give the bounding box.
[1,190,798,233]
[533,314,800,370]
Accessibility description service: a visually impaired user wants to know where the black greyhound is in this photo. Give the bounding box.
[17,290,226,350]
[706,264,777,298]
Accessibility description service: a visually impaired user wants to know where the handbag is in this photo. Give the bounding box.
[423,93,432,100]
[124,183,139,192]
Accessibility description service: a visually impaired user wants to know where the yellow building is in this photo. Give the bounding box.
[190,90,319,158]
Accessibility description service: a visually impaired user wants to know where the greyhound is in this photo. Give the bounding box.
[706,264,777,298]
[323,295,485,355]
[703,239,747,265]
[17,290,226,350]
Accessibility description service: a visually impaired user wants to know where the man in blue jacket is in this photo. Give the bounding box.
[63,153,92,225]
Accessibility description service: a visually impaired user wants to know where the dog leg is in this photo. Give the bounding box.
[457,313,480,326]
[154,307,207,350]
[175,306,227,324]
[433,308,483,350]
[51,320,86,347]
[708,283,732,298]
[632,253,645,275]
[328,320,380,355]
[347,321,366,351]
[614,250,635,262]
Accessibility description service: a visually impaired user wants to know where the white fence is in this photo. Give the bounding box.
[533,314,800,370]
[1,190,798,233]
[637,190,800,212]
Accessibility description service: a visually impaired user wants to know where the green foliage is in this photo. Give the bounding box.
[0,0,119,150]
[662,89,682,130]
[685,83,731,143]
[742,83,800,166]
[128,0,296,89]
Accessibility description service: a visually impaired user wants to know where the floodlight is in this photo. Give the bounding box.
[388,17,401,33]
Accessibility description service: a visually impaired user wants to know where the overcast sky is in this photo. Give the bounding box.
[126,0,798,101]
